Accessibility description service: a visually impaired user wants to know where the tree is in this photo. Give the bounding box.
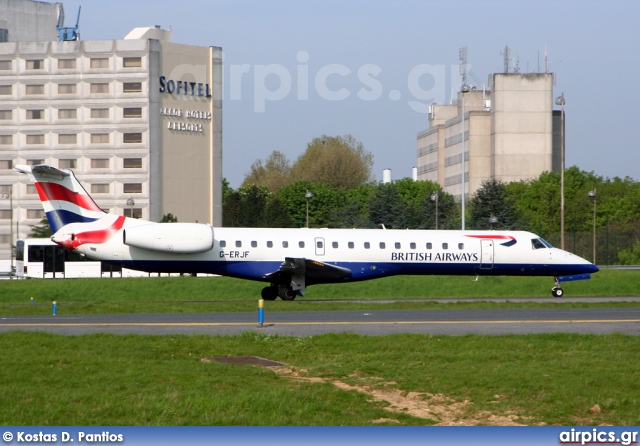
[241,151,292,192]
[29,218,52,238]
[290,135,373,189]
[469,178,524,230]
[160,213,178,222]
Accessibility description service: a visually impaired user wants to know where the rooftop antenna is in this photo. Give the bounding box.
[57,5,81,41]
[501,45,511,73]
[459,46,468,86]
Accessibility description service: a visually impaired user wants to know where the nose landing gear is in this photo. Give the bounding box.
[551,277,564,297]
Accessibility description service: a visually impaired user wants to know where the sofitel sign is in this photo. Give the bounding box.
[159,76,212,97]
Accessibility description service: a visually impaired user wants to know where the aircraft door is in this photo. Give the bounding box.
[480,239,494,269]
[315,237,325,256]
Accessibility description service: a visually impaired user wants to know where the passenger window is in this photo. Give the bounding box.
[220,240,226,248]
[364,242,370,249]
[317,241,323,249]
[410,242,416,249]
[251,241,257,248]
[282,241,288,248]
[442,243,448,250]
[426,243,432,250]
[395,242,401,249]
[267,241,273,248]
[379,242,386,249]
[299,241,305,248]
[458,243,464,250]
[332,241,338,248]
[236,241,242,248]
[348,242,354,249]
[531,238,546,250]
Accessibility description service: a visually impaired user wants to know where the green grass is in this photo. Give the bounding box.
[0,269,639,316]
[0,331,638,426]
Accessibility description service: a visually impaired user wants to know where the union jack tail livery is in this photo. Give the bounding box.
[17,164,598,300]
[15,164,106,232]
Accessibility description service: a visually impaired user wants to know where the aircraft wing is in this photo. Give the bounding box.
[264,257,352,284]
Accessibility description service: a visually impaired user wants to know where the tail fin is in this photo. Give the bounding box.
[15,164,106,233]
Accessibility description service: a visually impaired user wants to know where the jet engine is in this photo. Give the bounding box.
[123,223,214,254]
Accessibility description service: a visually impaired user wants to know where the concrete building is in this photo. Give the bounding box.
[417,72,561,200]
[0,0,223,263]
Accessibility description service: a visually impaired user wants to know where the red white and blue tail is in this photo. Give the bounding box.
[15,164,107,233]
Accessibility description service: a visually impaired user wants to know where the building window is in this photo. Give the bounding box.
[90,108,109,119]
[26,85,44,95]
[27,209,44,219]
[58,134,77,144]
[26,135,44,144]
[124,208,142,218]
[59,159,77,169]
[26,184,37,194]
[0,136,12,145]
[0,210,11,219]
[90,58,109,68]
[90,83,109,94]
[123,107,142,118]
[0,160,12,169]
[0,110,11,120]
[26,159,43,166]
[58,84,76,94]
[0,30,7,43]
[123,57,142,67]
[123,158,142,168]
[90,133,109,144]
[0,85,11,95]
[26,110,43,119]
[122,82,142,93]
[123,183,142,193]
[58,109,77,119]
[123,133,142,144]
[91,184,109,194]
[58,59,76,69]
[90,159,109,169]
[0,60,11,70]
[26,60,44,70]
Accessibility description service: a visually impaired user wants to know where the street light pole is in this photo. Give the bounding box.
[430,192,439,230]
[2,189,13,279]
[555,93,566,250]
[588,189,596,265]
[305,190,313,228]
[126,196,135,218]
[461,84,469,230]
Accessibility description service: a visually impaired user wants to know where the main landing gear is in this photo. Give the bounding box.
[551,277,564,298]
[261,284,296,301]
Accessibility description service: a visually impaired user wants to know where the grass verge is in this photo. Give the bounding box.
[1,331,638,426]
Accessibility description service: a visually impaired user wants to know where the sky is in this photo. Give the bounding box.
[58,0,640,188]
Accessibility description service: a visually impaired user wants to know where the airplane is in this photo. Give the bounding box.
[16,164,598,300]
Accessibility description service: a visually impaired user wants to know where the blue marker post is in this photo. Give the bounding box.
[258,299,264,327]
[52,300,57,316]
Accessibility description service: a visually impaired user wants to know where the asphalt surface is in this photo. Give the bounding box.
[2,302,640,336]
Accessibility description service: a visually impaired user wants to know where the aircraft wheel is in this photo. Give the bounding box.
[261,286,278,301]
[551,287,564,298]
[279,286,296,301]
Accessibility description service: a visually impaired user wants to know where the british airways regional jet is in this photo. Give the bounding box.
[17,164,598,300]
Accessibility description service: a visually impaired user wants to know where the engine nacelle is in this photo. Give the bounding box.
[123,223,214,254]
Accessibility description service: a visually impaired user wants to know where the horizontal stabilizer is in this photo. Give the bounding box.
[557,273,591,283]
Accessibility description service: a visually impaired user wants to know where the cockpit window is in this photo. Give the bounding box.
[531,238,554,250]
